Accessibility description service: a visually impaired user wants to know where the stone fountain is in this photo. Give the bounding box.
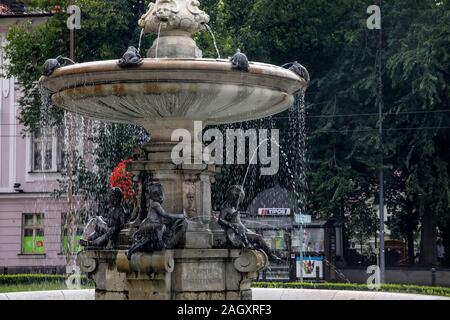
[40,0,308,300]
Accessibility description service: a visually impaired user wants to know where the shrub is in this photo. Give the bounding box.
[0,274,91,286]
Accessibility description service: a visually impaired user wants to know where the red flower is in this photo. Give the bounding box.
[110,158,136,201]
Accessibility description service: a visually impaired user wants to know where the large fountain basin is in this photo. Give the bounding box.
[40,58,306,132]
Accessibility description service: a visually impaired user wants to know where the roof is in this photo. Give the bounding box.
[0,1,50,17]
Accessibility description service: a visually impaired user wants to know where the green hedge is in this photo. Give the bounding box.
[253,282,450,297]
[0,274,92,286]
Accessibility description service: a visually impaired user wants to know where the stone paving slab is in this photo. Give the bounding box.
[252,288,450,300]
[0,289,95,300]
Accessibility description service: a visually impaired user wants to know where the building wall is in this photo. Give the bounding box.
[0,195,67,272]
[0,14,68,273]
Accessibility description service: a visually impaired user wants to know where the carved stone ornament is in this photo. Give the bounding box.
[218,185,281,262]
[76,251,97,274]
[138,0,210,36]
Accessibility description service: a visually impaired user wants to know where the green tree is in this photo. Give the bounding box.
[384,0,450,266]
[240,0,450,266]
[4,0,450,268]
[4,0,148,131]
[386,170,420,265]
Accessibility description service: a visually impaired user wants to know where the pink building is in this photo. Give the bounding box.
[0,3,69,274]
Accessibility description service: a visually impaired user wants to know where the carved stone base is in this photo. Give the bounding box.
[118,228,135,250]
[76,250,129,299]
[185,221,213,248]
[77,249,268,300]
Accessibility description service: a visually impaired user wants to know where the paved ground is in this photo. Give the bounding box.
[0,289,94,300]
[1,288,449,300]
[252,288,450,300]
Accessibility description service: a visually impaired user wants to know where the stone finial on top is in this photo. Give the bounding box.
[138,0,210,58]
[138,0,210,36]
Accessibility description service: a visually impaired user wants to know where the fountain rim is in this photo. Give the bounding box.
[39,58,308,131]
[39,58,307,93]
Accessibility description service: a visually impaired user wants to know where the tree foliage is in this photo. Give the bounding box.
[3,0,450,266]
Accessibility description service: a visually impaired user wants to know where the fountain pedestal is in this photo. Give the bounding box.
[75,129,270,300]
[77,249,267,300]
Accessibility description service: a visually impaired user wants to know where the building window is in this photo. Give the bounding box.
[22,213,45,254]
[262,230,286,251]
[31,127,64,172]
[291,228,325,253]
[61,212,84,254]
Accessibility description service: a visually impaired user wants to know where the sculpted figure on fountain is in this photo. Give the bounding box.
[218,185,280,261]
[127,181,188,259]
[79,188,126,249]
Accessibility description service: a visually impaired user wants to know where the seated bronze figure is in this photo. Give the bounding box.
[79,188,126,249]
[127,181,187,259]
[218,185,280,261]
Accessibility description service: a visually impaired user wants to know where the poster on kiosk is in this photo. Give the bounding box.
[296,256,324,279]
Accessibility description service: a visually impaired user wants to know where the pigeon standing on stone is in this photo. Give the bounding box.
[118,46,144,68]
[288,61,310,84]
[43,56,63,77]
[230,49,249,72]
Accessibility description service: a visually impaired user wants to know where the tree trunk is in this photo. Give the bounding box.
[442,224,450,267]
[419,212,437,267]
[405,201,417,266]
[406,226,415,266]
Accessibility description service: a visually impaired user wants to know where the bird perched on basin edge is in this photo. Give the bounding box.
[43,56,76,77]
[288,61,310,84]
[230,49,249,72]
[118,46,144,68]
[43,56,63,77]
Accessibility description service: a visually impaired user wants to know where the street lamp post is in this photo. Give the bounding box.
[69,0,75,61]
[299,221,304,283]
[377,0,386,285]
[296,213,311,283]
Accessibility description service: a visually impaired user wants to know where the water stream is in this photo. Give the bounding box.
[205,24,221,59]
[59,56,76,64]
[155,23,163,59]
[137,28,145,55]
